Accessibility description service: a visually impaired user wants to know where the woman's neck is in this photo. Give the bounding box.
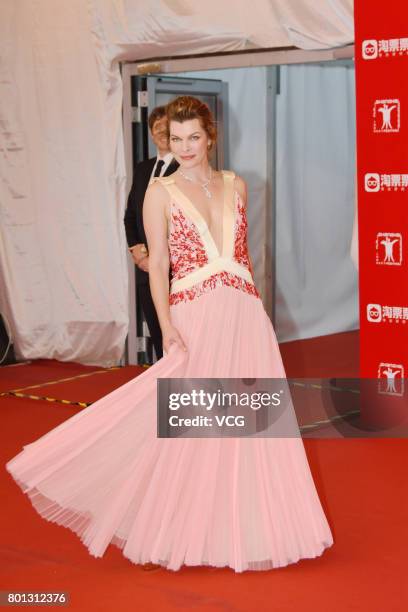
[179,160,211,183]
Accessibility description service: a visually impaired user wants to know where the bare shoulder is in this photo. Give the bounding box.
[145,178,169,199]
[144,179,170,209]
[143,178,173,224]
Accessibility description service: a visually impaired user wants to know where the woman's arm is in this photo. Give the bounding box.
[143,182,187,352]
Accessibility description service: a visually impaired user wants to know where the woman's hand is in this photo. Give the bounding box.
[162,324,188,354]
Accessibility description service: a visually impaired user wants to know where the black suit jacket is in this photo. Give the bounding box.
[124,157,179,285]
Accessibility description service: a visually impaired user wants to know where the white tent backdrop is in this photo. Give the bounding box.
[0,0,354,366]
[99,0,354,55]
[0,0,129,367]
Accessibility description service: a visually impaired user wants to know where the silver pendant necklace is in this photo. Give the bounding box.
[179,167,213,198]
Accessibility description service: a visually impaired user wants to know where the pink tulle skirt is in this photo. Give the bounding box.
[6,286,333,572]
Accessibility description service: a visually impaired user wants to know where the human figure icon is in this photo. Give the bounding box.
[382,366,401,393]
[379,236,399,262]
[378,103,397,130]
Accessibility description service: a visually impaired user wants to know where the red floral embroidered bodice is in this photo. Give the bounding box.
[152,170,260,306]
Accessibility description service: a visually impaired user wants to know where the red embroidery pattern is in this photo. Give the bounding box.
[233,193,251,268]
[168,194,260,305]
[168,202,208,280]
[169,272,260,305]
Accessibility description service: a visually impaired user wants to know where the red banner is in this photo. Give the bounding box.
[354,1,407,415]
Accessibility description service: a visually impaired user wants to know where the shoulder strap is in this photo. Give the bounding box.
[221,170,235,181]
[149,175,176,188]
[221,170,235,212]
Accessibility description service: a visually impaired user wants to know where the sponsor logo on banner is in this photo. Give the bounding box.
[365,173,408,191]
[373,99,400,132]
[367,303,382,322]
[376,232,403,265]
[362,40,378,59]
[362,37,408,59]
[367,303,408,324]
[365,173,380,191]
[378,363,405,396]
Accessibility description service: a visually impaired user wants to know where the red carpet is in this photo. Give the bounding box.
[0,359,103,394]
[1,331,406,611]
[279,329,360,377]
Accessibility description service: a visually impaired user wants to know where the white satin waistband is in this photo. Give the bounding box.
[170,257,254,293]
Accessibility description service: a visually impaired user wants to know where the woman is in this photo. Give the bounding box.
[6,96,333,572]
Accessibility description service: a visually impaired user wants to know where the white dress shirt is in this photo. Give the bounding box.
[150,152,174,181]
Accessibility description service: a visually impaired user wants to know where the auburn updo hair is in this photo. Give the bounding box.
[165,96,217,153]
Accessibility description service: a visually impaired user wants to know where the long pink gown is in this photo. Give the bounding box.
[5,170,333,572]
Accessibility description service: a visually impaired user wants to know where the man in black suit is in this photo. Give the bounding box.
[124,106,179,360]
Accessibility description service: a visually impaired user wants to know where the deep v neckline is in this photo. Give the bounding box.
[170,172,229,258]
